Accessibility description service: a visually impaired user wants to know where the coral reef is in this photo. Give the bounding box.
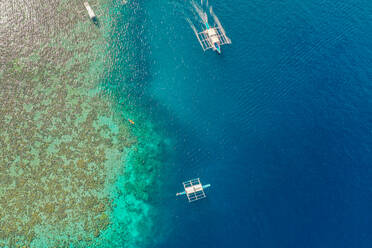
[0,0,165,247]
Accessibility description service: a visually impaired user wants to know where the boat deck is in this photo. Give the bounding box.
[196,26,231,51]
[183,178,207,202]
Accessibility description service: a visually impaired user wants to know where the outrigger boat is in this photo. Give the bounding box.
[176,178,211,202]
[195,21,231,54]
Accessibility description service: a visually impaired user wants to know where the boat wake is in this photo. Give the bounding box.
[191,0,208,24]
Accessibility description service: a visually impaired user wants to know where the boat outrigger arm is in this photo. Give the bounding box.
[195,22,231,54]
[176,178,211,202]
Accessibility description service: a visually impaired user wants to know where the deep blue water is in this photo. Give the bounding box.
[129,0,372,247]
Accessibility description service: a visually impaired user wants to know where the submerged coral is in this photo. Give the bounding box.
[0,0,165,247]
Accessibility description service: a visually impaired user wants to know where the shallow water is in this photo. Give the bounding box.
[1,0,166,247]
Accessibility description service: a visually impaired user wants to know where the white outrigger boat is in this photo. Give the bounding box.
[195,21,231,54]
[176,178,211,202]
